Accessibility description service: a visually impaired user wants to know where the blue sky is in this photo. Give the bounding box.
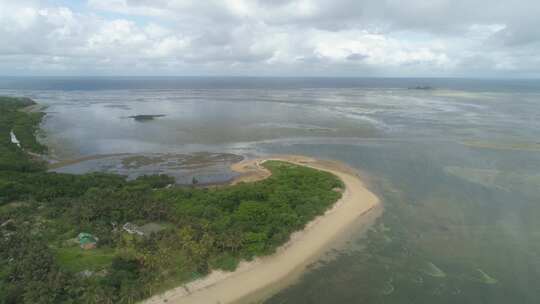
[1,0,539,77]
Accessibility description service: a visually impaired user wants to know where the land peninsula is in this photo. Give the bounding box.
[0,96,380,304]
[146,156,380,304]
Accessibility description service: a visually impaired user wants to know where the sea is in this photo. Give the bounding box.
[1,76,540,303]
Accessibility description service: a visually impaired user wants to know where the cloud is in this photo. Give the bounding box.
[346,53,369,61]
[0,0,539,76]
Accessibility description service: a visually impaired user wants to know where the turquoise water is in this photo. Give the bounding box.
[1,77,539,303]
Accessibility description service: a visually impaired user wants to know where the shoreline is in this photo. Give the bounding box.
[144,154,381,304]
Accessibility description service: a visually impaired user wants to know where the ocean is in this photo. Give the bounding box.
[1,77,540,303]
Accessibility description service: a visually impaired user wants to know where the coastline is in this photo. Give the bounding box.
[144,155,381,304]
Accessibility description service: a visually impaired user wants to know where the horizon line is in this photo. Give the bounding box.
[1,75,539,80]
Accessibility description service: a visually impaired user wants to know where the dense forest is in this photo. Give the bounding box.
[0,96,343,303]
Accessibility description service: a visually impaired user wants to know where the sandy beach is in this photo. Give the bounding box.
[144,155,381,304]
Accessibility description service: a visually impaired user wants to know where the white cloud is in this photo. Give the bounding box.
[0,0,539,76]
[87,0,168,16]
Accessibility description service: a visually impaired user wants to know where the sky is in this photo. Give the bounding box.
[0,0,539,77]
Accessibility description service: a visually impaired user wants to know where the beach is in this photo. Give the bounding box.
[144,155,381,304]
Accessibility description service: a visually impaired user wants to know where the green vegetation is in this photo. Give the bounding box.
[0,97,343,303]
[0,97,47,173]
[55,247,115,273]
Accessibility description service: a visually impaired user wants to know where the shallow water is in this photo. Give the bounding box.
[51,152,243,185]
[1,77,540,303]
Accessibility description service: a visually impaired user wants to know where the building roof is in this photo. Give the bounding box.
[139,222,165,235]
[78,232,97,245]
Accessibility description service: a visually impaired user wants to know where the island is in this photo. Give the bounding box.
[0,96,380,304]
[128,114,166,121]
[408,85,434,90]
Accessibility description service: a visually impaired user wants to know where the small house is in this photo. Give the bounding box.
[78,232,98,250]
[139,223,165,235]
[123,222,144,236]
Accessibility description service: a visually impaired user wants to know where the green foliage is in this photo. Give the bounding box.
[132,174,175,189]
[0,171,126,203]
[55,247,115,272]
[0,97,47,166]
[209,253,239,271]
[0,96,343,303]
